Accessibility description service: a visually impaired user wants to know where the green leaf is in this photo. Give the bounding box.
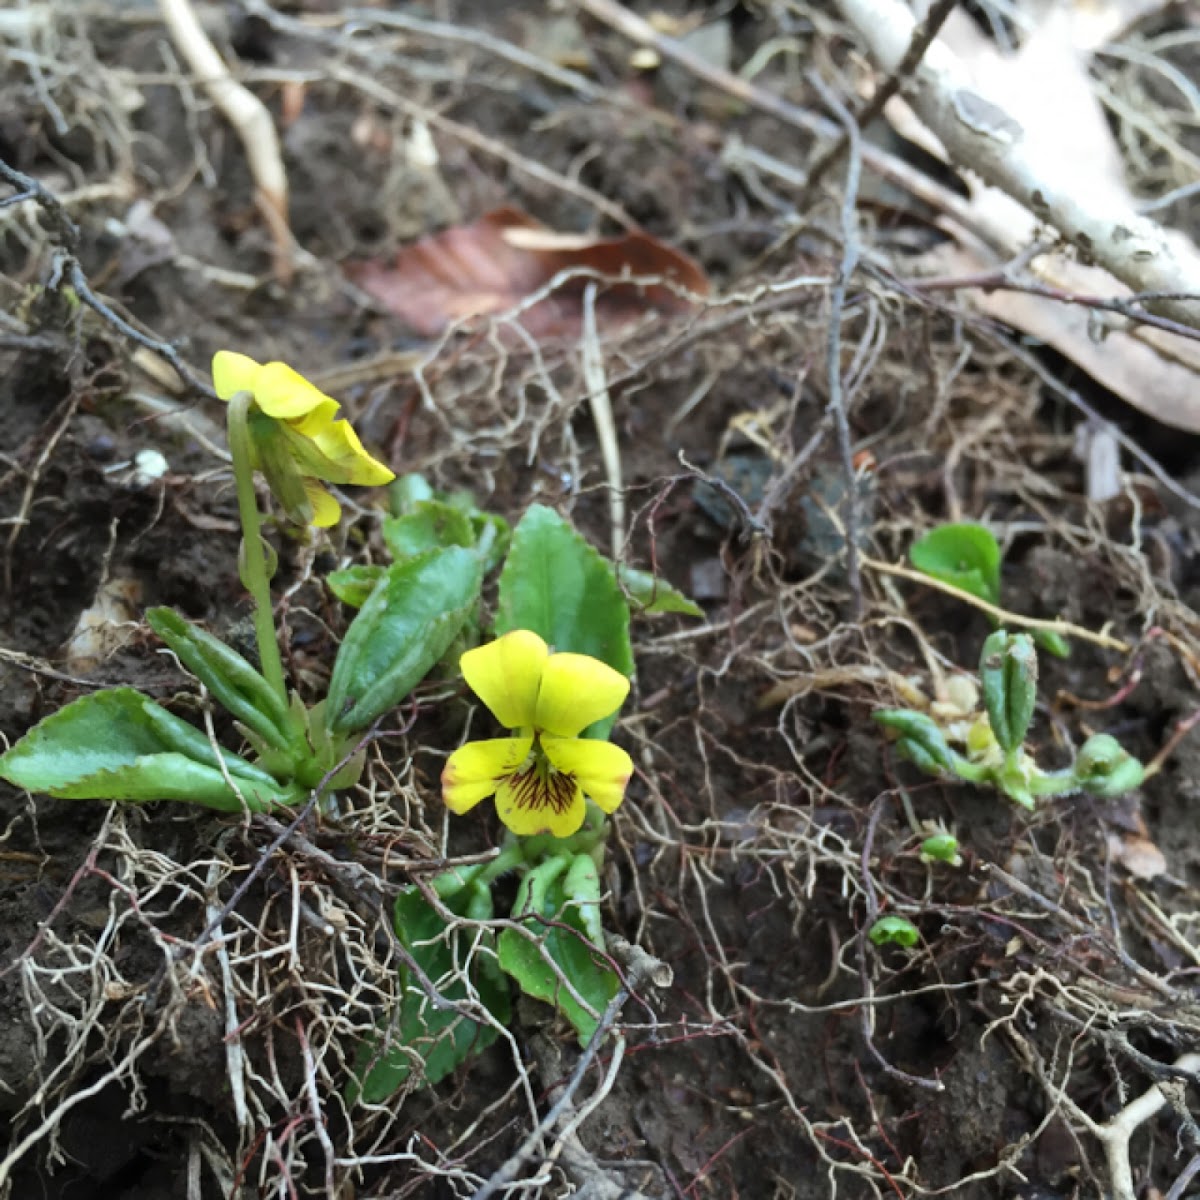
[873,710,956,772]
[326,547,483,734]
[382,502,476,561]
[386,475,510,571]
[146,607,293,751]
[498,855,620,1045]
[496,505,633,738]
[1033,628,1071,659]
[868,915,920,949]
[619,567,703,617]
[909,523,1001,606]
[352,884,510,1101]
[249,411,315,525]
[919,834,962,866]
[1074,733,1145,798]
[469,512,510,575]
[388,473,436,516]
[326,564,386,609]
[979,630,1038,756]
[0,687,305,810]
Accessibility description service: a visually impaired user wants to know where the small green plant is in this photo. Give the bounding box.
[875,629,1145,809]
[909,523,1070,658]
[919,833,962,866]
[352,502,701,1100]
[0,353,485,812]
[869,915,920,948]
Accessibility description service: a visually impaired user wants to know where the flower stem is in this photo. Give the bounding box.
[226,391,288,710]
[476,843,527,886]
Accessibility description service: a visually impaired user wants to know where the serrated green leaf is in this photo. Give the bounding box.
[326,547,483,734]
[146,607,292,750]
[0,687,304,810]
[497,855,620,1045]
[562,852,606,948]
[909,523,1001,606]
[326,564,386,609]
[382,502,476,561]
[352,884,510,1102]
[496,506,632,738]
[619,567,703,617]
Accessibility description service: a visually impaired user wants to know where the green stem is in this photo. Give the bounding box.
[226,391,288,711]
[947,753,991,786]
[1029,767,1080,797]
[476,843,527,887]
[519,814,609,865]
[431,842,527,900]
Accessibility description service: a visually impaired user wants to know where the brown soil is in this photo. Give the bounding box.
[2,3,1200,1199]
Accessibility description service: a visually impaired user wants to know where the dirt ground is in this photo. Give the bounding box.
[3,2,1200,1198]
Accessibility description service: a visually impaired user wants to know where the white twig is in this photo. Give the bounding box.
[834,0,1200,328]
[581,284,624,561]
[157,0,290,272]
[1059,1052,1200,1200]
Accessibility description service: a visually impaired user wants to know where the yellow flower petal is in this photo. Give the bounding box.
[253,362,343,422]
[287,401,342,439]
[495,766,586,837]
[534,652,629,737]
[212,350,262,400]
[303,478,342,528]
[541,735,632,814]
[310,419,396,486]
[442,736,532,814]
[461,631,548,730]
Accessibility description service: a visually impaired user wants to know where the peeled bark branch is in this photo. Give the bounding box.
[835,0,1200,329]
[158,0,291,276]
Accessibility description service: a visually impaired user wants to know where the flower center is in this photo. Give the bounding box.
[507,740,576,815]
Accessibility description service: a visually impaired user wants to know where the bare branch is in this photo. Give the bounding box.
[834,0,1200,328]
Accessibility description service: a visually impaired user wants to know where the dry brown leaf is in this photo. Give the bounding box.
[63,577,143,674]
[345,207,709,338]
[919,242,1200,434]
[1107,831,1168,880]
[891,2,1200,431]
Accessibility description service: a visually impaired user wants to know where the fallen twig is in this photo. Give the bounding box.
[580,284,624,561]
[1058,1052,1200,1200]
[808,71,865,621]
[834,0,1200,328]
[860,553,1131,652]
[157,0,292,279]
[754,0,959,273]
[0,159,213,396]
[576,0,1000,246]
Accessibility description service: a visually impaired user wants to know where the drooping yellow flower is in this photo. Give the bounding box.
[442,630,633,837]
[213,351,395,527]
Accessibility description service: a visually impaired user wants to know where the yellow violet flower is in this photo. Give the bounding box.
[442,630,633,837]
[212,351,395,527]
